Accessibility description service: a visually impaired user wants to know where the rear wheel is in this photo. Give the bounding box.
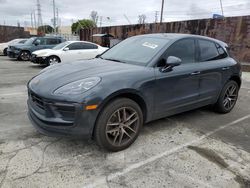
[214,80,239,113]
[3,48,7,56]
[94,98,143,152]
[19,51,31,61]
[47,56,60,66]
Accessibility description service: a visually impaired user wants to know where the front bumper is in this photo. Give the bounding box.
[7,50,20,58]
[27,89,98,139]
[31,54,47,65]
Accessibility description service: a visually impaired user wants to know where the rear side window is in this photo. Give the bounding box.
[81,43,98,49]
[198,39,227,62]
[46,38,61,45]
[165,39,196,64]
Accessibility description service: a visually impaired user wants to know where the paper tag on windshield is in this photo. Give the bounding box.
[142,42,158,49]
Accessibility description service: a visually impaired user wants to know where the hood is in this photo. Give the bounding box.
[0,43,7,48]
[11,43,31,49]
[33,49,54,56]
[29,58,145,96]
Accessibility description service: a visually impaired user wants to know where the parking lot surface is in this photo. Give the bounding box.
[0,56,250,188]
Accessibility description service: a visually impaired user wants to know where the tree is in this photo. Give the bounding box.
[38,25,53,34]
[71,19,96,34]
[90,11,98,25]
[138,14,147,24]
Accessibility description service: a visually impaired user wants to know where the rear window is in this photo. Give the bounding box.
[198,39,228,62]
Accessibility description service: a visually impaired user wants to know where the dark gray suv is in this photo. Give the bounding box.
[8,36,65,61]
[27,33,241,151]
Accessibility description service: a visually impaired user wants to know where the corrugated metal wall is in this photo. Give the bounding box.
[80,16,250,63]
[0,26,30,43]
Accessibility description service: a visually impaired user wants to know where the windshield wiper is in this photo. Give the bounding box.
[103,58,125,63]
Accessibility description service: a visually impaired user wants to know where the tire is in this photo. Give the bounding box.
[19,51,31,61]
[214,80,239,113]
[47,56,60,66]
[94,98,143,152]
[3,48,7,56]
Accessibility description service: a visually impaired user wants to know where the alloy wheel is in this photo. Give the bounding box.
[223,84,238,110]
[20,51,30,61]
[49,57,59,65]
[105,107,139,147]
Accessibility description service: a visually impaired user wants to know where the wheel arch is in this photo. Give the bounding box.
[229,75,241,87]
[91,89,148,137]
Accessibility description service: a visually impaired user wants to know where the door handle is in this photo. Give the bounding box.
[190,71,201,75]
[222,67,230,71]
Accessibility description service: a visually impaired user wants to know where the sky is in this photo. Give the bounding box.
[0,0,250,27]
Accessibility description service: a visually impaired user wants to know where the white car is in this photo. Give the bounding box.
[0,38,27,56]
[31,41,109,66]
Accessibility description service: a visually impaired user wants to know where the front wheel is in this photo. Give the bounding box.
[47,56,60,66]
[3,48,7,56]
[94,98,143,152]
[214,80,239,113]
[19,51,31,61]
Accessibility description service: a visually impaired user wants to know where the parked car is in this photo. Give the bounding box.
[0,38,27,56]
[27,33,241,151]
[8,36,65,61]
[31,41,108,66]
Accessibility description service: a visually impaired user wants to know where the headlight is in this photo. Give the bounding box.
[37,52,48,57]
[54,77,101,95]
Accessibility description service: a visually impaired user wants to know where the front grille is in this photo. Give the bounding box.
[28,89,76,124]
[30,92,45,110]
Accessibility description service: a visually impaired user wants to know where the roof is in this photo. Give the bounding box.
[136,33,228,47]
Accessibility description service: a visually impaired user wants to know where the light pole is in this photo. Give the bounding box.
[160,0,165,23]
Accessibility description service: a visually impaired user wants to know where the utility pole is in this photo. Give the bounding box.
[99,16,103,27]
[56,8,59,34]
[155,11,159,23]
[37,0,43,27]
[31,13,34,28]
[34,11,37,29]
[219,0,224,17]
[160,0,165,23]
[52,0,56,33]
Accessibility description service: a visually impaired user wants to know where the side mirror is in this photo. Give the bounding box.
[160,56,182,72]
[63,47,69,51]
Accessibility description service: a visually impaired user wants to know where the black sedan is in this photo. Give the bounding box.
[27,33,241,151]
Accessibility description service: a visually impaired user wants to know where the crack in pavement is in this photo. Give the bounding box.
[188,146,250,188]
[12,138,62,181]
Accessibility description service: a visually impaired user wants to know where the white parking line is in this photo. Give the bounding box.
[83,114,250,188]
[0,92,26,97]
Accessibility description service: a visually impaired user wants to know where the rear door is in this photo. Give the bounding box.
[78,43,99,59]
[197,39,231,103]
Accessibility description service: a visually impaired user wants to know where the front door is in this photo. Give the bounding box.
[154,38,201,118]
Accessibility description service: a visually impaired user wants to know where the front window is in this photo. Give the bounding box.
[53,41,70,50]
[101,37,170,66]
[164,38,196,64]
[24,37,36,45]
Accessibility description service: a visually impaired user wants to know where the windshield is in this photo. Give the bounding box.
[101,36,170,66]
[53,41,70,50]
[24,37,36,45]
